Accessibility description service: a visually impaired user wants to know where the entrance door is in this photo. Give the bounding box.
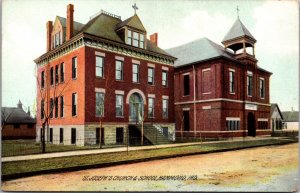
[247,113,256,137]
[129,93,144,123]
[96,127,104,145]
[116,127,124,144]
[183,111,190,131]
[71,128,76,144]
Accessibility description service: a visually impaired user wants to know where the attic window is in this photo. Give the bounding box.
[127,30,144,49]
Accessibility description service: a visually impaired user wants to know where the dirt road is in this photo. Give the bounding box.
[2,143,298,191]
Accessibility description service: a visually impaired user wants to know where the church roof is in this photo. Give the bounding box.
[222,18,256,42]
[2,107,36,124]
[115,14,146,32]
[166,37,235,67]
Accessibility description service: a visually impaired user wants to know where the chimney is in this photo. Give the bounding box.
[27,106,31,116]
[46,21,53,52]
[150,33,158,46]
[66,4,74,41]
[17,100,23,110]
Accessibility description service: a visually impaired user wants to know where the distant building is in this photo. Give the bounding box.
[270,103,284,131]
[282,109,299,130]
[2,100,36,139]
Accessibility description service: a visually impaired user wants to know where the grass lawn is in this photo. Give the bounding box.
[2,138,297,178]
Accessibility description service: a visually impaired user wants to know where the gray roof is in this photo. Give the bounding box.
[115,14,146,32]
[222,18,256,42]
[271,103,283,119]
[2,107,36,124]
[57,16,85,35]
[166,37,235,67]
[282,111,299,122]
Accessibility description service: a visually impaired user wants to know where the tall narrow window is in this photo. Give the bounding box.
[60,96,64,117]
[116,95,124,117]
[133,32,139,47]
[183,74,190,96]
[96,56,104,77]
[140,34,144,48]
[41,71,45,88]
[96,92,104,117]
[55,97,58,118]
[127,30,132,45]
[148,67,154,85]
[132,64,139,83]
[247,72,253,96]
[115,60,123,80]
[260,78,265,99]
[72,57,77,79]
[162,71,168,87]
[72,93,77,116]
[55,65,59,84]
[60,128,64,143]
[162,99,168,119]
[50,67,54,85]
[50,98,54,118]
[60,63,64,82]
[229,70,235,93]
[41,99,44,119]
[148,98,154,118]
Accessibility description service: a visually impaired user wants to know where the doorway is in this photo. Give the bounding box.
[96,127,104,145]
[183,111,190,131]
[116,127,124,144]
[129,93,144,123]
[247,112,256,137]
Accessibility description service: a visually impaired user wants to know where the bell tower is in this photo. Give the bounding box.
[222,16,257,66]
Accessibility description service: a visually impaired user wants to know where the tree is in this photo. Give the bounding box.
[1,108,13,128]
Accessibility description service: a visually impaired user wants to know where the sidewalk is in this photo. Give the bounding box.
[1,136,292,162]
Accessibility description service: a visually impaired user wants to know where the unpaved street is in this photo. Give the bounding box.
[2,143,298,191]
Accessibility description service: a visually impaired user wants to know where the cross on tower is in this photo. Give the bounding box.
[132,3,138,14]
[236,6,240,19]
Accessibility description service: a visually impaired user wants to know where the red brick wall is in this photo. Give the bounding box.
[2,124,36,139]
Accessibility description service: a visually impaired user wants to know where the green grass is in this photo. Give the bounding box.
[2,138,297,177]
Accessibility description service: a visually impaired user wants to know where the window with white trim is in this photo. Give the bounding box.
[60,63,64,82]
[148,67,154,85]
[229,70,235,93]
[96,56,104,78]
[226,118,240,130]
[126,30,145,48]
[260,78,265,99]
[127,30,132,45]
[132,64,139,83]
[96,92,104,117]
[148,98,154,118]
[116,94,124,117]
[162,99,168,119]
[258,121,268,129]
[162,71,168,87]
[247,72,253,96]
[72,93,77,116]
[72,57,77,79]
[115,60,123,80]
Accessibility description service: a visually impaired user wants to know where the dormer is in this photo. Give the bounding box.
[51,16,64,49]
[115,14,147,49]
[222,18,257,66]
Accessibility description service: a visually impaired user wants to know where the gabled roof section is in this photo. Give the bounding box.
[222,18,256,42]
[166,37,235,67]
[115,14,146,32]
[2,107,36,124]
[282,111,299,122]
[57,16,84,35]
[271,103,284,119]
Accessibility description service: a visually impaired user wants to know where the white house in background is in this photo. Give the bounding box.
[282,108,299,130]
[270,103,284,131]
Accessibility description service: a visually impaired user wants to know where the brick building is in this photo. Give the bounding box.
[167,18,272,139]
[34,5,176,146]
[2,100,36,139]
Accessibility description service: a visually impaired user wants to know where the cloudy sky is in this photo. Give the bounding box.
[2,0,299,114]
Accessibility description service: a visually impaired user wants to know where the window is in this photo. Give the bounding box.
[96,56,104,78]
[72,93,77,116]
[60,63,64,82]
[41,100,44,119]
[183,74,190,96]
[162,99,168,119]
[132,64,139,83]
[72,57,77,79]
[55,97,58,118]
[133,31,139,47]
[115,60,123,80]
[41,71,45,88]
[140,34,144,48]
[60,128,64,143]
[96,92,104,117]
[116,95,124,117]
[60,96,64,117]
[27,123,34,128]
[50,98,54,118]
[127,30,132,45]
[247,72,253,96]
[260,78,265,99]
[148,98,154,118]
[229,70,235,93]
[162,71,168,87]
[55,65,59,84]
[226,119,240,130]
[258,121,268,129]
[148,67,154,85]
[50,67,54,85]
[71,128,76,144]
[49,128,53,143]
[116,127,124,143]
[14,124,20,129]
[183,111,190,131]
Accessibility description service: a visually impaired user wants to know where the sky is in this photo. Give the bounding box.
[2,0,299,114]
